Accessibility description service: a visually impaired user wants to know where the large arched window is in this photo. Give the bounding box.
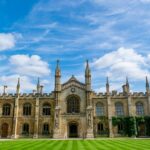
[22,123,29,135]
[23,103,31,116]
[136,102,144,115]
[42,123,49,135]
[43,103,51,115]
[3,104,11,116]
[115,102,124,116]
[67,96,80,113]
[96,102,104,116]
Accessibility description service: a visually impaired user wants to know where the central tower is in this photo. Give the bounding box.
[53,60,94,138]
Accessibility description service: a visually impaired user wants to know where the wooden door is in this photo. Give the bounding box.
[1,123,8,138]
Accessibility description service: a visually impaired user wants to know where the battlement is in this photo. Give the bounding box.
[132,92,146,97]
[0,92,55,99]
[92,91,147,99]
[0,93,16,98]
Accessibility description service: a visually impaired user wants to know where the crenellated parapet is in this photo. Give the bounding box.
[92,91,148,100]
[92,92,107,98]
[132,92,146,97]
[0,92,55,100]
[0,94,16,99]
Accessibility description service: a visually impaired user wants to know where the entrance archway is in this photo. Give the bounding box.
[97,123,104,135]
[68,122,78,138]
[1,123,8,138]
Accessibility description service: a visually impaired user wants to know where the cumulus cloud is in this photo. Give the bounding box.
[0,74,51,93]
[0,54,51,93]
[0,33,16,51]
[140,0,150,3]
[91,47,150,81]
[0,75,35,93]
[0,55,7,61]
[9,55,51,77]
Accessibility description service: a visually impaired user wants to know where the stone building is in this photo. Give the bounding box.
[0,60,150,139]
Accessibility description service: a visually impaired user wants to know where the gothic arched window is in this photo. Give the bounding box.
[96,102,104,116]
[22,123,29,135]
[23,103,31,116]
[67,96,80,113]
[115,102,124,116]
[43,103,51,115]
[2,103,11,116]
[42,123,49,135]
[136,102,144,115]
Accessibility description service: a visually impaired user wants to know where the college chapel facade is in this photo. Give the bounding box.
[0,60,150,139]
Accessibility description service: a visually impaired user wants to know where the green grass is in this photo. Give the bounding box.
[0,139,150,150]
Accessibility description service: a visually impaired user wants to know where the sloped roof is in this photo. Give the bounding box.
[62,75,85,87]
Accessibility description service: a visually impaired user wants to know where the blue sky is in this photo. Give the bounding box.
[0,0,150,93]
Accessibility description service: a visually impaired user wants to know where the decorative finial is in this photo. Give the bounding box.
[40,85,44,94]
[37,77,40,85]
[146,76,149,88]
[3,85,7,95]
[106,76,109,85]
[125,76,130,93]
[55,59,61,76]
[126,76,129,87]
[86,59,89,68]
[33,89,36,95]
[17,78,20,86]
[146,76,149,94]
[56,59,60,69]
[37,77,40,93]
[106,76,110,94]
[85,59,91,76]
[16,77,20,95]
[57,59,60,64]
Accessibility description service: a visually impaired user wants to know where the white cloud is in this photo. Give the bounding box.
[0,55,7,61]
[140,0,150,3]
[9,55,51,77]
[0,33,16,51]
[0,75,52,94]
[34,23,57,29]
[0,54,52,93]
[91,47,150,81]
[0,75,35,93]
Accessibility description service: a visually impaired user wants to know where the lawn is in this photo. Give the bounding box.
[0,139,150,150]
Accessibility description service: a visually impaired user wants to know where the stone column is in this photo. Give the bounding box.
[53,106,61,138]
[33,97,39,138]
[0,103,2,117]
[147,95,150,115]
[127,94,137,137]
[53,89,62,139]
[146,77,150,115]
[127,94,132,116]
[0,103,2,138]
[12,96,19,139]
[107,96,114,137]
[86,106,94,138]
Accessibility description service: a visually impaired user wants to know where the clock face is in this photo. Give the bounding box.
[71,87,75,93]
